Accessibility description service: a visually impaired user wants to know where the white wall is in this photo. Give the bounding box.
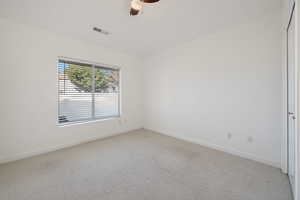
[0,18,143,163]
[143,13,283,167]
[0,9,286,168]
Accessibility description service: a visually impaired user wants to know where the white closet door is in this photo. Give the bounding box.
[287,2,296,195]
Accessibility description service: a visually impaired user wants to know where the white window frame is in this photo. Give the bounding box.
[57,56,121,126]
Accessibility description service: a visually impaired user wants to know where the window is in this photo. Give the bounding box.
[58,58,120,124]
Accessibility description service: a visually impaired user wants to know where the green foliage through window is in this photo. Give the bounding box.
[65,64,118,93]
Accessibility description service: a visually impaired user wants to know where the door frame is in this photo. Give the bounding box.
[285,2,299,199]
[284,2,299,199]
[287,2,296,195]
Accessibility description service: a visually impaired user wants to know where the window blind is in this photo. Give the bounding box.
[58,59,120,124]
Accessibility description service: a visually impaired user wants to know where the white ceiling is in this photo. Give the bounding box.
[0,0,282,57]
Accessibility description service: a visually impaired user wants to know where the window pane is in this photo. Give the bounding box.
[58,62,92,123]
[94,67,119,118]
[58,59,120,124]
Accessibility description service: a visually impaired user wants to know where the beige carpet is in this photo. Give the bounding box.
[0,129,292,200]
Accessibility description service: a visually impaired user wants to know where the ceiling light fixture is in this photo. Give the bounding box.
[130,0,160,16]
[142,0,160,3]
[131,0,143,11]
[130,0,143,16]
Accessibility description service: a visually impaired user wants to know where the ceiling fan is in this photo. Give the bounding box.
[130,0,160,16]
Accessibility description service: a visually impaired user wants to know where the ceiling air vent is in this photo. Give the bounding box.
[93,27,110,35]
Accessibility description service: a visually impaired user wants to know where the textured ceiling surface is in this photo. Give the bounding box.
[0,0,282,57]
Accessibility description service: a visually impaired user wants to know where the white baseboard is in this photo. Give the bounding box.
[0,126,281,169]
[144,127,281,168]
[0,127,143,164]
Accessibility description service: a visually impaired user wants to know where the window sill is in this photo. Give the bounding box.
[57,116,121,127]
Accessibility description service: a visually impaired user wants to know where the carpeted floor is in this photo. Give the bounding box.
[0,129,292,200]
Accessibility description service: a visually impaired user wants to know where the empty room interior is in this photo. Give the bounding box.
[0,0,299,199]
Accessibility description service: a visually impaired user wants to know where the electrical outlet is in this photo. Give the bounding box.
[227,133,232,139]
[247,136,253,143]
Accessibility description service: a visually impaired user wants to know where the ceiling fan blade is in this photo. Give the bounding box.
[130,8,140,15]
[142,0,160,3]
